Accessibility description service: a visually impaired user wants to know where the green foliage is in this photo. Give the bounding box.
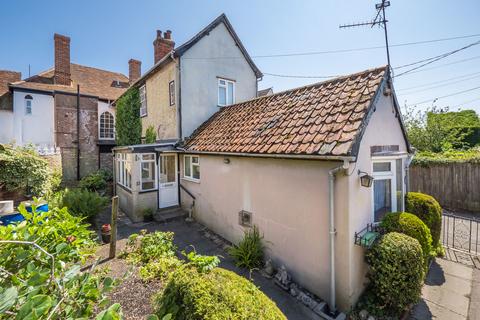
[381,212,433,265]
[182,249,220,273]
[0,205,115,319]
[228,226,264,270]
[145,125,157,144]
[405,192,442,250]
[412,147,480,166]
[124,231,177,264]
[154,267,286,320]
[360,232,424,317]
[139,257,183,282]
[116,88,142,146]
[51,188,108,220]
[79,170,109,192]
[0,144,61,197]
[96,303,123,320]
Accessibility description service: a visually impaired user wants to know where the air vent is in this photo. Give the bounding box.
[238,210,252,227]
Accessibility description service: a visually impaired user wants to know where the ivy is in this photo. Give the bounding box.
[145,125,157,144]
[116,88,142,146]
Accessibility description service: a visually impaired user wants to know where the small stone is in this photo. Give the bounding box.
[359,309,369,320]
[264,259,274,277]
[289,283,299,297]
[367,315,375,320]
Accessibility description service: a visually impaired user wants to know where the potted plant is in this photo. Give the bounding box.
[143,208,154,222]
[101,224,111,243]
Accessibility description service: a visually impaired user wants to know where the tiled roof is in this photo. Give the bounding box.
[10,64,128,101]
[258,87,273,97]
[184,66,388,157]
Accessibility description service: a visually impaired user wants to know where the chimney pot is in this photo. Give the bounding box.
[54,33,71,86]
[153,29,175,64]
[156,30,162,38]
[128,59,141,84]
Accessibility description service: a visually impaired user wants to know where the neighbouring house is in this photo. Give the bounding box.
[0,34,134,180]
[113,14,262,216]
[257,87,273,97]
[114,62,411,311]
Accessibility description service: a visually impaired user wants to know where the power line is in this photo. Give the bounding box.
[393,55,480,76]
[397,71,480,91]
[262,72,339,79]
[394,40,480,77]
[397,73,480,94]
[405,85,480,106]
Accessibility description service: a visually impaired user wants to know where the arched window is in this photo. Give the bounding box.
[99,111,115,139]
[24,95,33,115]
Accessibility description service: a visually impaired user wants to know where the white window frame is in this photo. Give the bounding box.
[116,153,132,190]
[99,111,115,140]
[371,156,406,223]
[169,80,175,106]
[140,153,157,191]
[183,155,200,182]
[218,78,235,106]
[25,96,33,115]
[139,85,147,117]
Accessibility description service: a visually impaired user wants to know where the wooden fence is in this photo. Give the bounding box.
[409,163,480,213]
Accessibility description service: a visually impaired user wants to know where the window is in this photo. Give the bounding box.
[139,85,147,117]
[116,153,132,189]
[184,155,200,181]
[372,159,405,223]
[99,111,115,139]
[141,153,157,190]
[169,80,175,106]
[218,78,235,106]
[25,95,33,115]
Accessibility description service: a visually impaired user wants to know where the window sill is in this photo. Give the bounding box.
[181,177,200,184]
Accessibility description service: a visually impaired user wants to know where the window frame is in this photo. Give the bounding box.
[217,78,235,107]
[169,80,175,106]
[25,95,33,115]
[116,153,132,190]
[183,155,200,182]
[99,111,115,140]
[139,85,147,117]
[140,153,157,191]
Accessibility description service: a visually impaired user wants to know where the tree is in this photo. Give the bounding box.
[116,88,142,146]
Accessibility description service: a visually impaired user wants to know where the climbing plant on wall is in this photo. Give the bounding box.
[116,87,142,146]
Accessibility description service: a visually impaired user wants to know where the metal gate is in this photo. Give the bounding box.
[442,213,480,255]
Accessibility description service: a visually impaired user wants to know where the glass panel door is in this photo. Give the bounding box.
[374,179,392,222]
[158,154,178,209]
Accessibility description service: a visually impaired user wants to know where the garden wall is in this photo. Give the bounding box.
[409,162,480,212]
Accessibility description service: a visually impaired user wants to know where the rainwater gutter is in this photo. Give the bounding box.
[328,159,350,313]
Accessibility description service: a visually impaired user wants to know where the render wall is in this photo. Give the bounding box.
[180,154,349,304]
[141,62,178,140]
[180,22,257,138]
[0,110,14,143]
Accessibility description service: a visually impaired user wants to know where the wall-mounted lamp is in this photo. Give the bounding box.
[223,158,230,164]
[358,170,374,188]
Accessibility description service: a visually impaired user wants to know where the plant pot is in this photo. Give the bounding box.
[144,215,154,222]
[101,232,111,244]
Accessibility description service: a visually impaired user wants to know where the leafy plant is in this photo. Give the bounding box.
[0,144,61,197]
[381,212,433,266]
[96,303,123,320]
[145,125,157,144]
[124,231,176,264]
[182,248,220,273]
[79,171,109,192]
[51,188,109,220]
[360,232,424,317]
[154,267,286,320]
[406,192,443,250]
[116,88,142,146]
[228,226,264,270]
[139,257,183,282]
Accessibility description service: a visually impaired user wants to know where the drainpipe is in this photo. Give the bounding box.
[76,84,80,180]
[328,159,349,313]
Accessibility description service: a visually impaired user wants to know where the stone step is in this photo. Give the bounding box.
[154,206,187,223]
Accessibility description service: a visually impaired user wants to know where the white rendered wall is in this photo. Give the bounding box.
[0,110,14,143]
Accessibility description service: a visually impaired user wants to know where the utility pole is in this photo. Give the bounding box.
[340,0,392,68]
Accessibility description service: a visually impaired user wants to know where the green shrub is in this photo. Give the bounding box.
[79,171,108,192]
[182,249,220,273]
[361,232,424,317]
[125,231,177,264]
[139,256,183,282]
[52,188,109,220]
[145,125,157,144]
[116,87,141,146]
[406,192,442,249]
[228,226,264,270]
[0,144,61,197]
[154,267,286,320]
[381,212,433,264]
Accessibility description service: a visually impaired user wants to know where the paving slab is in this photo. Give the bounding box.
[469,267,480,320]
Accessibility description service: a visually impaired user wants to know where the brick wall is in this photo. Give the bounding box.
[54,34,71,85]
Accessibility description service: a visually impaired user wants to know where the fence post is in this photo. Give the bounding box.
[109,196,119,259]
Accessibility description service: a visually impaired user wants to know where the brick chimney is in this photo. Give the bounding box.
[153,30,174,64]
[128,59,141,84]
[54,34,71,86]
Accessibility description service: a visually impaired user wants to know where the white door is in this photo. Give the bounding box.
[158,154,178,209]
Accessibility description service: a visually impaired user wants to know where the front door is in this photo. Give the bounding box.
[158,153,178,209]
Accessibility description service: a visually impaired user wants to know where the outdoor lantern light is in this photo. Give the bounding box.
[358,170,374,188]
[223,158,230,164]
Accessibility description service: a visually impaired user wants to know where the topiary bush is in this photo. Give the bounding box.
[360,232,424,317]
[381,212,433,265]
[154,266,286,320]
[406,192,442,249]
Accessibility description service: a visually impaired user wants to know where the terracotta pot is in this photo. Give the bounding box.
[101,232,111,244]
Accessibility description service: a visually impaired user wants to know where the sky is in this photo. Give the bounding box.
[1,0,480,114]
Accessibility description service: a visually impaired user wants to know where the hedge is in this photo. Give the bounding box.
[406,192,442,248]
[154,267,286,320]
[381,212,433,265]
[363,232,424,317]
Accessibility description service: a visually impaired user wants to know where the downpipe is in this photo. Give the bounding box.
[328,160,349,314]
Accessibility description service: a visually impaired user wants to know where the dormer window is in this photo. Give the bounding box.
[218,78,235,106]
[24,95,33,115]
